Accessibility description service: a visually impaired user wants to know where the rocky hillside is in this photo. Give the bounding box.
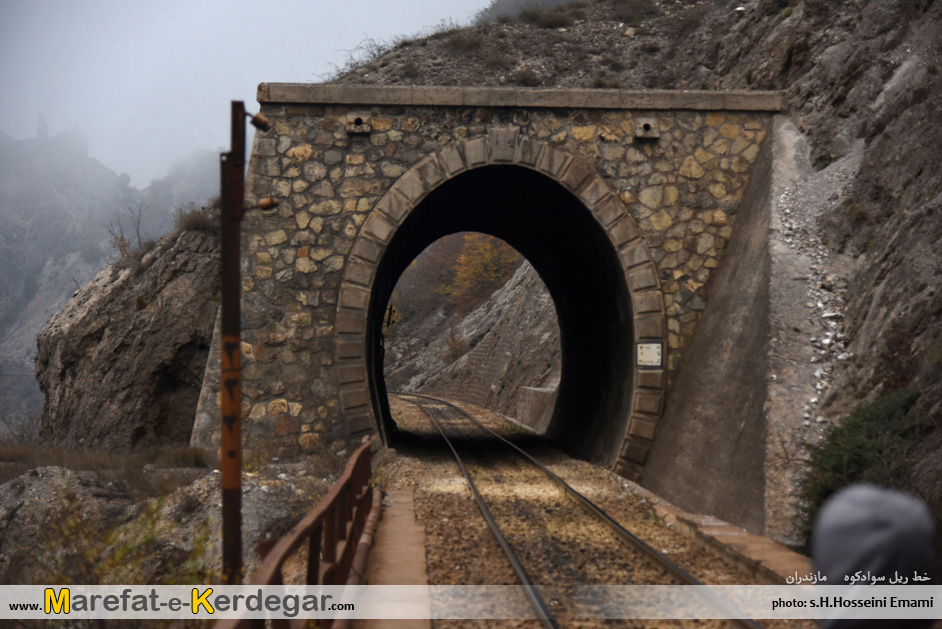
[35,216,220,448]
[0,128,132,418]
[386,262,561,416]
[358,0,941,536]
[0,457,342,585]
[7,0,939,576]
[360,0,942,409]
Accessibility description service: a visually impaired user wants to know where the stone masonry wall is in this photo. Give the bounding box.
[192,86,773,463]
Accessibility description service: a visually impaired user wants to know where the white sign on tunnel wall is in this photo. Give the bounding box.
[637,342,663,368]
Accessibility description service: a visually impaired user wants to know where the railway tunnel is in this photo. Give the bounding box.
[366,164,635,464]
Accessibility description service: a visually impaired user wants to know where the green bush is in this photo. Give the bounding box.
[798,388,928,548]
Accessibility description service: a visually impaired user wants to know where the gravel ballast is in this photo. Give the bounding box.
[374,396,814,628]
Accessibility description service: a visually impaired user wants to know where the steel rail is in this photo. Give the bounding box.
[394,393,558,629]
[393,391,764,629]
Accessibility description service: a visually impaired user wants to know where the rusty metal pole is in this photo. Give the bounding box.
[220,100,246,585]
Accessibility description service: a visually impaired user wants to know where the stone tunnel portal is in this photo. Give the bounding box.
[368,165,634,464]
[190,85,782,481]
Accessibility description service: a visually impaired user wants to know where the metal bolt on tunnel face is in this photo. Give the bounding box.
[365,165,636,466]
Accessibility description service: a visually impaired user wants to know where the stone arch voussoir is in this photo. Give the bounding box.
[335,130,666,480]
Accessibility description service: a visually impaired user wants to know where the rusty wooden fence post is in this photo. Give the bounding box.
[219,101,275,584]
[220,100,247,585]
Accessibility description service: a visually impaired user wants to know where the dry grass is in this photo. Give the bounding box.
[519,7,574,28]
[173,203,219,235]
[0,443,216,497]
[446,30,484,52]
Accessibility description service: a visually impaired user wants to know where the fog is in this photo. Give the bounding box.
[0,0,490,188]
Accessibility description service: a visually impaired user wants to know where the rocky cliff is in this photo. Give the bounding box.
[386,262,561,420]
[35,220,220,448]
[0,128,219,423]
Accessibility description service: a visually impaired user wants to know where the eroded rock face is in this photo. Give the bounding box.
[386,263,561,423]
[35,228,219,448]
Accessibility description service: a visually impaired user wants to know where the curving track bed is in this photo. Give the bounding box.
[391,392,765,629]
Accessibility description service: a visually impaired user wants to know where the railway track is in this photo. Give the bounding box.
[392,391,764,628]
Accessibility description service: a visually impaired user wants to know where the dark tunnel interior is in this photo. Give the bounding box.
[366,165,635,464]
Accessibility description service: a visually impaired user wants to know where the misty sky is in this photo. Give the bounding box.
[0,0,490,188]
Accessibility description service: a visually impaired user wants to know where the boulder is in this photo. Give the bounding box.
[35,227,219,448]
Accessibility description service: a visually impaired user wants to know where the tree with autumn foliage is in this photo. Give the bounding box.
[388,232,521,338]
[451,233,520,313]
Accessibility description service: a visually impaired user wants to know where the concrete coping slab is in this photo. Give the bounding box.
[627,484,812,585]
[258,83,784,112]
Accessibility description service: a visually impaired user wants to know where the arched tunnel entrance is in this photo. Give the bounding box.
[366,165,635,464]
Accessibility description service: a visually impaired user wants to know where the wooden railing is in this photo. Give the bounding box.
[215,436,378,629]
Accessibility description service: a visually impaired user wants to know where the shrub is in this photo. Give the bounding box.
[666,4,705,38]
[401,61,420,80]
[602,55,626,71]
[444,326,470,364]
[641,40,661,54]
[152,446,215,469]
[519,7,544,23]
[446,31,483,52]
[173,204,218,234]
[535,10,573,28]
[761,0,790,15]
[511,67,543,86]
[613,0,657,24]
[798,388,928,548]
[485,51,514,70]
[846,201,870,223]
[33,492,215,585]
[0,411,40,446]
[592,73,623,88]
